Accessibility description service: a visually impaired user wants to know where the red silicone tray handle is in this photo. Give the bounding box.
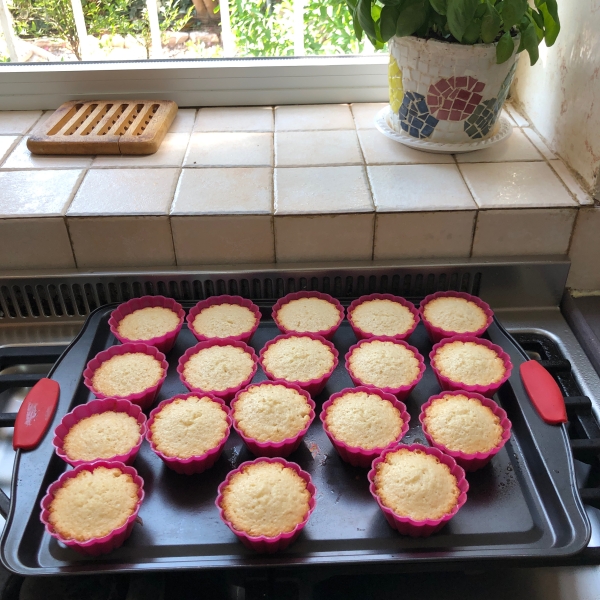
[520,361,567,425]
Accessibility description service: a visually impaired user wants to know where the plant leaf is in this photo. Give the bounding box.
[357,0,377,41]
[481,1,502,43]
[529,10,544,42]
[380,3,401,40]
[396,0,428,37]
[462,17,481,43]
[447,0,479,42]
[496,30,514,63]
[539,3,560,46]
[500,0,528,29]
[429,0,447,15]
[544,0,559,24]
[521,21,539,64]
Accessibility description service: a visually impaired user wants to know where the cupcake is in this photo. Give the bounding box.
[368,444,468,537]
[420,291,493,343]
[259,333,338,396]
[187,295,261,343]
[272,291,344,339]
[40,461,144,555]
[320,387,410,467]
[231,381,315,457]
[216,458,316,553]
[347,294,419,340]
[147,393,231,474]
[177,339,257,403]
[345,337,425,400]
[420,391,512,471]
[429,335,512,397]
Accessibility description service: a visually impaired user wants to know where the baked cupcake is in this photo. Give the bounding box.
[420,391,512,471]
[420,291,493,343]
[187,295,261,343]
[259,333,338,396]
[231,381,315,457]
[320,386,410,467]
[345,337,425,400]
[272,291,344,339]
[429,335,512,397]
[347,294,419,340]
[216,458,316,553]
[177,339,258,403]
[147,393,231,474]
[368,444,468,537]
[40,461,144,555]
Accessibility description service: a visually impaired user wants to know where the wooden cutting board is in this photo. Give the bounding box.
[27,100,178,155]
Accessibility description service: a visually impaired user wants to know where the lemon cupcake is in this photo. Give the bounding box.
[347,294,419,340]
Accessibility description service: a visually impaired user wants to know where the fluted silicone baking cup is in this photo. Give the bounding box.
[108,295,185,353]
[419,390,512,471]
[40,460,145,556]
[53,397,147,467]
[146,392,231,474]
[419,291,494,344]
[429,335,513,398]
[259,332,339,396]
[272,291,344,340]
[215,457,316,553]
[177,338,258,404]
[83,343,168,410]
[347,294,420,341]
[231,380,315,458]
[186,295,262,344]
[368,444,468,537]
[320,386,410,468]
[345,337,425,401]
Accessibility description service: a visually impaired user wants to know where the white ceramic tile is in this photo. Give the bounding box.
[472,208,577,257]
[504,104,529,127]
[374,211,476,259]
[523,128,556,160]
[172,215,274,265]
[0,136,18,164]
[550,160,593,206]
[275,214,374,262]
[501,109,517,127]
[92,133,189,167]
[275,166,373,214]
[2,137,93,169]
[68,168,179,216]
[350,103,388,129]
[368,164,476,211]
[567,207,600,290]
[184,132,273,167]
[275,131,362,167]
[358,130,454,165]
[274,104,354,131]
[169,109,196,133]
[456,129,542,163]
[0,111,43,135]
[459,162,578,208]
[194,107,273,132]
[172,168,272,215]
[0,170,82,217]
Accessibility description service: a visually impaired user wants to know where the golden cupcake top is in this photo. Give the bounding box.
[92,353,163,397]
[325,390,403,450]
[423,296,488,334]
[374,448,459,521]
[116,306,180,341]
[150,396,229,459]
[233,384,311,443]
[63,411,141,461]
[348,340,420,389]
[276,297,341,333]
[433,340,505,386]
[424,394,503,454]
[48,467,139,541]
[192,304,257,338]
[221,461,310,538]
[350,299,415,337]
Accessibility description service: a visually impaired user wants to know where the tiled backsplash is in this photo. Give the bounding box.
[0,103,597,291]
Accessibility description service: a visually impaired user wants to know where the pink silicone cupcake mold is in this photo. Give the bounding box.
[53,398,147,467]
[177,338,258,404]
[215,457,316,553]
[83,343,168,410]
[347,294,420,341]
[419,390,512,471]
[146,392,231,475]
[187,295,262,344]
[345,337,425,401]
[259,332,339,396]
[40,460,145,556]
[231,380,315,458]
[108,295,185,354]
[419,291,494,343]
[429,335,513,398]
[272,291,344,340]
[368,444,468,537]
[320,386,410,468]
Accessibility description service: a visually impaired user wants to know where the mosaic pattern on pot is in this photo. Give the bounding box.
[427,76,485,122]
[389,56,404,114]
[398,92,439,139]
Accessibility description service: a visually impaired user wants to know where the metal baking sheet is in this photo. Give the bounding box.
[0,301,590,575]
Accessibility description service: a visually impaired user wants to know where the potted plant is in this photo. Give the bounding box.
[346,0,560,144]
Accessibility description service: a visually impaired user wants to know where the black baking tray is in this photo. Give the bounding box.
[0,300,591,575]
